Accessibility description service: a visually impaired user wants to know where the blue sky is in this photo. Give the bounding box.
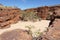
[0,0,60,10]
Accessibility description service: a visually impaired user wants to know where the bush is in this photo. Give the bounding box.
[21,11,41,21]
[25,25,35,35]
[25,25,43,38]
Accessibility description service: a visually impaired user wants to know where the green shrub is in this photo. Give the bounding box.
[25,25,43,37]
[21,11,41,21]
[25,25,35,35]
[34,29,43,37]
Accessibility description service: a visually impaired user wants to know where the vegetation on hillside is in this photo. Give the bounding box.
[20,11,41,21]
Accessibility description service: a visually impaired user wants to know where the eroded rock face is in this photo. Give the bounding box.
[39,19,60,40]
[0,6,21,28]
[25,5,60,20]
[0,29,32,40]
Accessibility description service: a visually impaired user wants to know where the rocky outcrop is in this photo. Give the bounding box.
[0,29,32,40]
[0,5,21,28]
[37,19,60,40]
[24,5,60,19]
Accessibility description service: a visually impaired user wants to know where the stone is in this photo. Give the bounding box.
[0,29,32,40]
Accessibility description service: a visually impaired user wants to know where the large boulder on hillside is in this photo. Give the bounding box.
[0,29,32,40]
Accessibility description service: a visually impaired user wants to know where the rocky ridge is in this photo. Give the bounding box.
[24,5,60,19]
[0,5,21,28]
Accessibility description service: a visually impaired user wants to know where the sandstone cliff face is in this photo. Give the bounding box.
[0,6,21,28]
[24,6,60,19]
[0,29,32,40]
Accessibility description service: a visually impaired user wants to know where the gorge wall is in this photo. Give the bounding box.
[0,4,60,28]
[0,5,21,28]
[24,5,60,19]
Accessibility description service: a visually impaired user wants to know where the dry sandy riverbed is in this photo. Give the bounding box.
[0,20,50,37]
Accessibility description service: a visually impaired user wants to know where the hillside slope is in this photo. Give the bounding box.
[0,5,21,28]
[24,5,60,19]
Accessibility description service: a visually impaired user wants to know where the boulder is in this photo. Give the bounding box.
[0,29,32,40]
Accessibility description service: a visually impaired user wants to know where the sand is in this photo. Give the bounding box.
[0,20,50,37]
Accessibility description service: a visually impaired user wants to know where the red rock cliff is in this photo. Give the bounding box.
[24,5,60,19]
[0,5,21,28]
